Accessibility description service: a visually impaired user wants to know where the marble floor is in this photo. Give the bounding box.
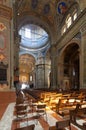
[0,91,86,130]
[0,102,85,130]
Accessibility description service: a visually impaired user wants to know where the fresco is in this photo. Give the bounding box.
[58,2,67,14]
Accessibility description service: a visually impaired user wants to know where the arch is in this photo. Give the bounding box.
[58,41,80,91]
[58,39,80,60]
[19,54,36,84]
[17,15,54,45]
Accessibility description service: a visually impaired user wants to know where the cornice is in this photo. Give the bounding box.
[80,22,86,35]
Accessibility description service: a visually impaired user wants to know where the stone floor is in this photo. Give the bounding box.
[0,91,85,130]
[1,102,85,130]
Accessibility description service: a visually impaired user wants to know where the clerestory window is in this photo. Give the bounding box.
[73,10,77,21]
[66,14,72,28]
[61,10,78,35]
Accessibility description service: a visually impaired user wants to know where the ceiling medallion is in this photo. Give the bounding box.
[31,0,38,9]
[57,2,67,15]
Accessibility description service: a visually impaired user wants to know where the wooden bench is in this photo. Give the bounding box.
[56,95,86,116]
[49,119,71,130]
[49,126,57,130]
[56,97,77,116]
[14,124,35,130]
[70,104,86,129]
[56,119,71,130]
[83,122,86,130]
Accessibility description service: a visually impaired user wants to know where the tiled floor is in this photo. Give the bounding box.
[0,91,85,130]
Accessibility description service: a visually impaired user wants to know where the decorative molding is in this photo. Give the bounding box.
[0,61,8,68]
[56,9,86,49]
[80,23,86,34]
[0,22,6,31]
[0,32,6,50]
[57,1,67,15]
[0,53,5,61]
[0,4,12,20]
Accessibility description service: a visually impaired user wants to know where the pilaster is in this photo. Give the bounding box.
[80,23,86,89]
[50,45,57,89]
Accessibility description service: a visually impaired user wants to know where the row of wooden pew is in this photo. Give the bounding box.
[25,89,86,129]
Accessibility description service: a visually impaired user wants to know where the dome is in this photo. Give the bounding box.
[19,24,49,50]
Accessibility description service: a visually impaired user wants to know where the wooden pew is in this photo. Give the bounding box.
[83,122,86,130]
[56,119,71,130]
[70,104,86,129]
[49,120,71,130]
[56,97,77,116]
[56,93,86,115]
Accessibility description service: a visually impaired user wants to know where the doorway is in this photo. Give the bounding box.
[63,43,79,90]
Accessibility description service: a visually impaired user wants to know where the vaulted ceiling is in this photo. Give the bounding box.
[13,0,79,74]
[14,0,77,38]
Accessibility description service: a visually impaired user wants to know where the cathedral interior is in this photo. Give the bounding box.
[0,0,86,130]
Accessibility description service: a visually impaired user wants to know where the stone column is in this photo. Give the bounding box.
[44,58,51,88]
[50,46,57,89]
[14,36,20,70]
[35,52,50,89]
[35,54,45,88]
[10,19,14,89]
[80,23,86,89]
[13,36,20,87]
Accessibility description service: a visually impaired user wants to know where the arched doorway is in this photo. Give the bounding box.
[62,43,80,91]
[18,23,51,88]
[19,54,35,88]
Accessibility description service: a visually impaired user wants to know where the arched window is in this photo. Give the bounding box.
[66,14,72,28]
[61,25,66,35]
[30,75,33,81]
[73,10,77,21]
[61,6,78,35]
